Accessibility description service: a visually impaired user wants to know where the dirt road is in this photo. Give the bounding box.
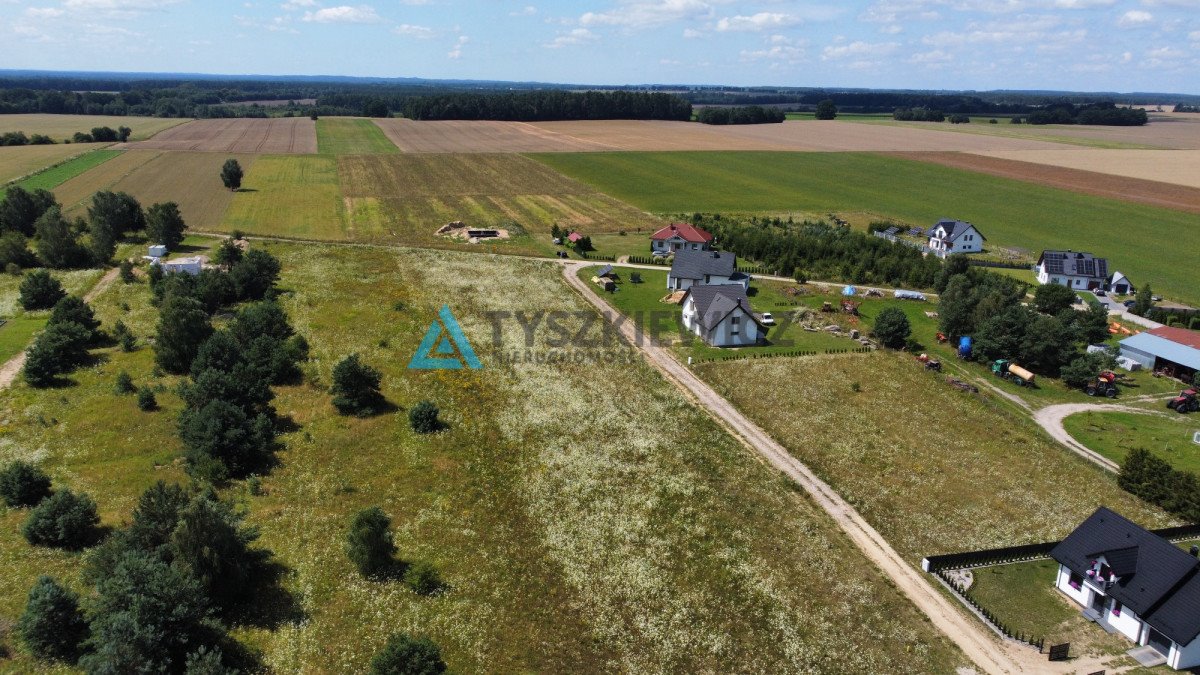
[0,267,119,390]
[1033,401,1171,473]
[560,261,1057,674]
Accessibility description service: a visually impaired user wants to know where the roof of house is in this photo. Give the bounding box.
[1051,507,1200,645]
[930,218,985,243]
[1120,330,1200,370]
[670,249,738,280]
[1109,270,1132,285]
[650,222,714,243]
[683,284,763,331]
[1037,250,1109,279]
[567,232,583,243]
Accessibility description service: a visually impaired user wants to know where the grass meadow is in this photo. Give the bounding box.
[694,352,1175,562]
[532,151,1200,305]
[0,144,110,185]
[0,241,967,673]
[1063,409,1200,472]
[13,149,122,192]
[224,155,343,238]
[316,118,399,155]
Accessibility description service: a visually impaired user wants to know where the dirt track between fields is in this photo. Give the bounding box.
[888,151,1200,214]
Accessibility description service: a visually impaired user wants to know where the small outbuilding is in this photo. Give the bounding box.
[1108,271,1134,296]
[157,255,205,276]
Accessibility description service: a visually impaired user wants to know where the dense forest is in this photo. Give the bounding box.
[696,106,785,125]
[401,91,692,121]
[1024,101,1147,125]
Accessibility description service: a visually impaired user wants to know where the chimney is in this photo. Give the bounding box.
[1190,545,1198,557]
[712,251,720,258]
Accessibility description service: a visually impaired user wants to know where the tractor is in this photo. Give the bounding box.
[1167,389,1199,414]
[916,353,942,372]
[992,359,1036,387]
[1086,371,1119,398]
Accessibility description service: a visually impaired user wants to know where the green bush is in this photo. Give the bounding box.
[119,259,136,283]
[331,354,383,416]
[22,489,100,549]
[137,386,158,411]
[0,461,53,508]
[114,371,135,395]
[369,634,447,675]
[346,506,396,579]
[403,560,444,596]
[17,576,89,663]
[872,307,911,349]
[18,269,65,310]
[408,400,440,434]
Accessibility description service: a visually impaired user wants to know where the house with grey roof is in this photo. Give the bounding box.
[1036,250,1110,290]
[680,284,764,347]
[667,249,750,291]
[927,219,984,258]
[1119,327,1200,381]
[1051,507,1200,669]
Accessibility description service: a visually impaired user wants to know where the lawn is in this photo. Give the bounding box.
[0,143,109,185]
[694,352,1175,564]
[1063,410,1200,472]
[0,242,967,673]
[0,114,188,142]
[316,118,399,155]
[223,155,344,238]
[12,148,122,192]
[531,151,1200,306]
[0,316,46,364]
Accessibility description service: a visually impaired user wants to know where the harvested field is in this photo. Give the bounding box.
[122,117,317,153]
[52,148,163,211]
[317,118,398,154]
[870,114,1200,150]
[336,154,656,247]
[104,151,256,229]
[375,119,1067,153]
[0,114,187,141]
[223,155,344,238]
[894,151,1200,214]
[0,143,108,184]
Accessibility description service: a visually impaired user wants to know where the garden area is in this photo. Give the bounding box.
[1063,410,1200,472]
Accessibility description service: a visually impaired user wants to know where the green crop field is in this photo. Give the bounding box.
[532,151,1200,305]
[317,118,399,155]
[12,148,122,191]
[1063,409,1200,472]
[0,241,966,672]
[0,143,108,185]
[224,155,345,238]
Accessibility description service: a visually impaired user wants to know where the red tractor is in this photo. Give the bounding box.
[1167,389,1199,414]
[1085,371,1119,398]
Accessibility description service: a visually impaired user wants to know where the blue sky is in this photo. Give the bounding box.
[2,0,1198,93]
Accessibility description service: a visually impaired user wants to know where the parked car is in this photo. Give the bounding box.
[652,250,670,258]
[1095,290,1106,297]
[760,312,776,326]
[1153,295,1163,302]
[1123,299,1137,308]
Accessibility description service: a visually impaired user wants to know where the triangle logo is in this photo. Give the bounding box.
[408,304,483,370]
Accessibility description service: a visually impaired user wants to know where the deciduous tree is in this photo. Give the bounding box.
[220,159,243,191]
[146,201,187,250]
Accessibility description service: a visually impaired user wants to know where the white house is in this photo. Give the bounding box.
[1036,250,1110,290]
[650,222,714,254]
[1108,271,1134,295]
[667,250,750,291]
[927,219,985,258]
[1051,507,1200,669]
[680,284,764,347]
[156,255,205,276]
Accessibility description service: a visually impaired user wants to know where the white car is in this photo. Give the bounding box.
[760,312,776,326]
[652,250,670,258]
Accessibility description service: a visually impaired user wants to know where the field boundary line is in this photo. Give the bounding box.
[1,144,116,188]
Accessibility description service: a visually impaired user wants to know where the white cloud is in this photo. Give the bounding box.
[393,23,434,38]
[715,12,801,32]
[1116,9,1153,27]
[879,23,902,34]
[1189,30,1200,41]
[580,0,714,29]
[544,27,598,47]
[922,14,1088,47]
[302,5,381,23]
[820,40,899,60]
[908,48,952,64]
[510,5,537,16]
[682,27,704,38]
[25,7,65,18]
[279,0,315,9]
[62,0,181,9]
[740,35,808,63]
[447,34,468,59]
[1141,0,1200,6]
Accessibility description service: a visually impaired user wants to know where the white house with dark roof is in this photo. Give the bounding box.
[667,249,750,291]
[1036,250,1110,290]
[680,284,764,347]
[927,219,985,258]
[1051,507,1200,669]
[1108,271,1134,295]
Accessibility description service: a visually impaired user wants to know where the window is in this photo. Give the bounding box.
[731,316,740,335]
[1112,599,1122,617]
[1069,571,1083,590]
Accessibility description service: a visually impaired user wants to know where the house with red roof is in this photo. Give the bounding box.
[566,231,583,244]
[650,222,714,254]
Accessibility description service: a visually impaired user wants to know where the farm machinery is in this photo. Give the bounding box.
[1085,371,1119,398]
[1167,389,1199,414]
[992,359,1036,387]
[916,353,942,372]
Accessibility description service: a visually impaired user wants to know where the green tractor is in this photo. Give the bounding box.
[992,359,1036,387]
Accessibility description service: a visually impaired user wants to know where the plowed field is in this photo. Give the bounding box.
[122,117,317,153]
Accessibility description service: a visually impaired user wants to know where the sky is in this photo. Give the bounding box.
[1,0,1199,93]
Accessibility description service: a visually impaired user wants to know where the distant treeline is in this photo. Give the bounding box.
[402,91,692,121]
[696,106,785,125]
[690,214,944,289]
[893,107,946,122]
[1024,101,1147,126]
[0,126,130,145]
[1173,104,1199,113]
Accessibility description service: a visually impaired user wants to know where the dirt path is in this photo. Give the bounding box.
[559,261,1061,674]
[1033,401,1173,473]
[0,267,120,390]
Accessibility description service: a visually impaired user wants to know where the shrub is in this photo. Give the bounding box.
[137,386,158,411]
[17,576,89,663]
[119,259,136,283]
[49,295,101,341]
[872,307,911,349]
[1033,283,1076,315]
[23,320,92,387]
[408,400,440,434]
[0,461,53,508]
[369,634,447,675]
[18,269,65,310]
[114,370,135,395]
[331,354,383,416]
[155,293,213,374]
[404,560,444,596]
[229,248,281,301]
[22,489,100,549]
[169,493,262,609]
[114,319,137,352]
[346,506,396,578]
[184,646,231,674]
[212,239,243,267]
[179,400,273,482]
